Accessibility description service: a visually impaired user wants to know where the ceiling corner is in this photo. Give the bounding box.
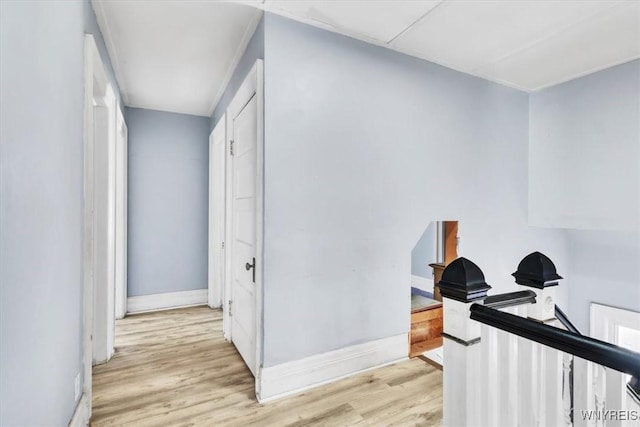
[206,8,264,117]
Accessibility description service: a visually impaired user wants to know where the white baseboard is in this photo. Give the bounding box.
[127,289,208,314]
[411,274,432,291]
[68,393,89,427]
[256,333,408,403]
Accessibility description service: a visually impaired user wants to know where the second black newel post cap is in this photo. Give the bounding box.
[512,251,563,289]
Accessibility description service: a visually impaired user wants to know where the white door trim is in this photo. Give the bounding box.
[590,303,640,343]
[68,392,90,427]
[82,33,111,422]
[208,115,226,310]
[573,303,640,422]
[222,110,233,341]
[90,79,116,367]
[223,60,264,383]
[114,107,128,320]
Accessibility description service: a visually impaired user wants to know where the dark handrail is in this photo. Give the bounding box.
[555,305,581,335]
[470,303,640,377]
[483,290,536,309]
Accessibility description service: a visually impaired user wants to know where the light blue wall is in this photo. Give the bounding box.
[530,60,640,332]
[529,60,639,232]
[262,13,568,367]
[566,229,639,333]
[210,16,264,131]
[411,222,436,279]
[126,108,210,297]
[0,1,120,425]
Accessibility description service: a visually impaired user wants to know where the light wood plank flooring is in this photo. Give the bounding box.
[92,306,442,426]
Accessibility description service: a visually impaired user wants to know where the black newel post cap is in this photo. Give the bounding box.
[438,257,492,302]
[512,251,563,289]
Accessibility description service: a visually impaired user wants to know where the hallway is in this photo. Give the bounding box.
[92,307,442,426]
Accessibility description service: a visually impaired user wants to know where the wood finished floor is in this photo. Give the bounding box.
[92,306,442,426]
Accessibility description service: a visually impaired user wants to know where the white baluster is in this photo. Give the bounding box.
[562,353,574,426]
[542,345,565,426]
[574,357,596,427]
[481,323,499,426]
[519,289,560,427]
[605,369,629,426]
[518,337,542,427]
[594,365,606,427]
[495,306,519,426]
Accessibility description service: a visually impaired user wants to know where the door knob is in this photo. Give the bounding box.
[245,257,255,283]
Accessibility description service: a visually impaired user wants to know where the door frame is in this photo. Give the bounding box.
[81,34,118,420]
[580,304,640,415]
[208,114,226,310]
[223,59,264,379]
[114,107,128,320]
[590,303,640,344]
[88,48,116,368]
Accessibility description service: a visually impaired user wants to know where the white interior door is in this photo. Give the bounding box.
[208,116,226,309]
[114,109,127,320]
[229,94,258,375]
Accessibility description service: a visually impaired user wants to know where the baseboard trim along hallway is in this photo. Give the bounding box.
[256,333,409,403]
[68,393,89,427]
[127,289,208,314]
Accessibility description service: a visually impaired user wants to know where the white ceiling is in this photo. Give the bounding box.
[262,0,640,92]
[92,0,262,117]
[94,0,639,117]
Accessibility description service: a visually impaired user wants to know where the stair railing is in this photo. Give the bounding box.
[440,252,640,427]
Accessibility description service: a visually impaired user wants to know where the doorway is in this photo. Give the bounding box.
[208,114,226,312]
[208,60,264,382]
[409,220,459,363]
